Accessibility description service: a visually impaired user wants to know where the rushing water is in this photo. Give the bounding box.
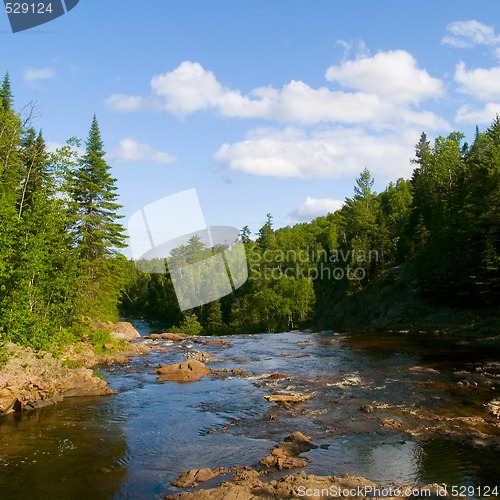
[0,323,499,499]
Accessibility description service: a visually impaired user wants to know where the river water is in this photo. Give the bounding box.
[0,324,499,499]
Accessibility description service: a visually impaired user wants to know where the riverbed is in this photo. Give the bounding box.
[0,325,499,499]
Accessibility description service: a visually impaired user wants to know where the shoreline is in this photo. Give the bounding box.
[0,322,150,417]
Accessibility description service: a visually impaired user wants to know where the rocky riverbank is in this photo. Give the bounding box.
[0,322,150,416]
[165,432,454,499]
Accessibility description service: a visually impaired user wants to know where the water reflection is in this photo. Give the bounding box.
[0,397,128,499]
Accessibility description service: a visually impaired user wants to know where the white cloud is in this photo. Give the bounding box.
[107,55,446,130]
[456,103,500,124]
[105,94,160,111]
[292,197,344,221]
[24,67,56,84]
[455,61,500,101]
[325,50,444,104]
[442,20,500,48]
[108,139,176,164]
[215,127,418,181]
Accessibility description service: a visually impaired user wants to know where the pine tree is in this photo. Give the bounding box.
[70,116,126,321]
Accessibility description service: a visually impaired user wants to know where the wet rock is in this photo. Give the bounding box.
[259,453,308,470]
[165,470,384,499]
[172,468,218,488]
[408,365,440,374]
[264,394,313,404]
[359,404,373,413]
[280,352,291,357]
[194,338,231,346]
[259,431,316,471]
[282,431,318,453]
[380,418,403,429]
[295,353,310,358]
[231,368,245,377]
[487,400,500,419]
[155,360,209,383]
[184,351,214,363]
[266,373,287,380]
[148,333,187,341]
[172,466,244,488]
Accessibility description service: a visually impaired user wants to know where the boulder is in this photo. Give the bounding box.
[110,321,141,341]
[259,431,316,471]
[172,468,218,488]
[156,360,209,383]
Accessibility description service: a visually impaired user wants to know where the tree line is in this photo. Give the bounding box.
[0,74,126,350]
[1,72,499,346]
[123,119,500,334]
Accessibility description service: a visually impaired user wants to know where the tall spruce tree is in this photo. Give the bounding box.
[70,116,126,322]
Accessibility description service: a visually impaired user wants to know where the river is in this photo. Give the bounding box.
[0,324,499,499]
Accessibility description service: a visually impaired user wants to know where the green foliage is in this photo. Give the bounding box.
[85,328,125,354]
[69,116,127,323]
[0,340,9,367]
[0,75,127,352]
[121,120,500,330]
[172,313,203,336]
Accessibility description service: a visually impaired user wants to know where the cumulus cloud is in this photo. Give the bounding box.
[108,139,176,164]
[442,20,500,48]
[325,50,444,104]
[215,127,418,180]
[291,197,344,221]
[24,67,56,84]
[454,61,500,101]
[456,103,500,124]
[107,54,446,130]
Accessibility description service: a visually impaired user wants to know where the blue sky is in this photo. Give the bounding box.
[2,1,500,254]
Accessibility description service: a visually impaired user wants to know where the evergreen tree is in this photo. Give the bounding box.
[69,116,126,321]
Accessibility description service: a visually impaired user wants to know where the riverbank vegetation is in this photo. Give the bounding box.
[0,74,126,353]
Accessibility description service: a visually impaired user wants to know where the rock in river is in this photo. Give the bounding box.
[155,360,209,383]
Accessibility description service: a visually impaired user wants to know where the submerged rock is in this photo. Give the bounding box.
[408,366,440,375]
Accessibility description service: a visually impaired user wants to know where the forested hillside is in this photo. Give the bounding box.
[1,73,499,345]
[0,75,126,351]
[123,121,500,334]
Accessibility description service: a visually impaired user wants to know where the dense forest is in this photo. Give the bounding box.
[1,73,499,349]
[122,122,500,335]
[0,74,126,351]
